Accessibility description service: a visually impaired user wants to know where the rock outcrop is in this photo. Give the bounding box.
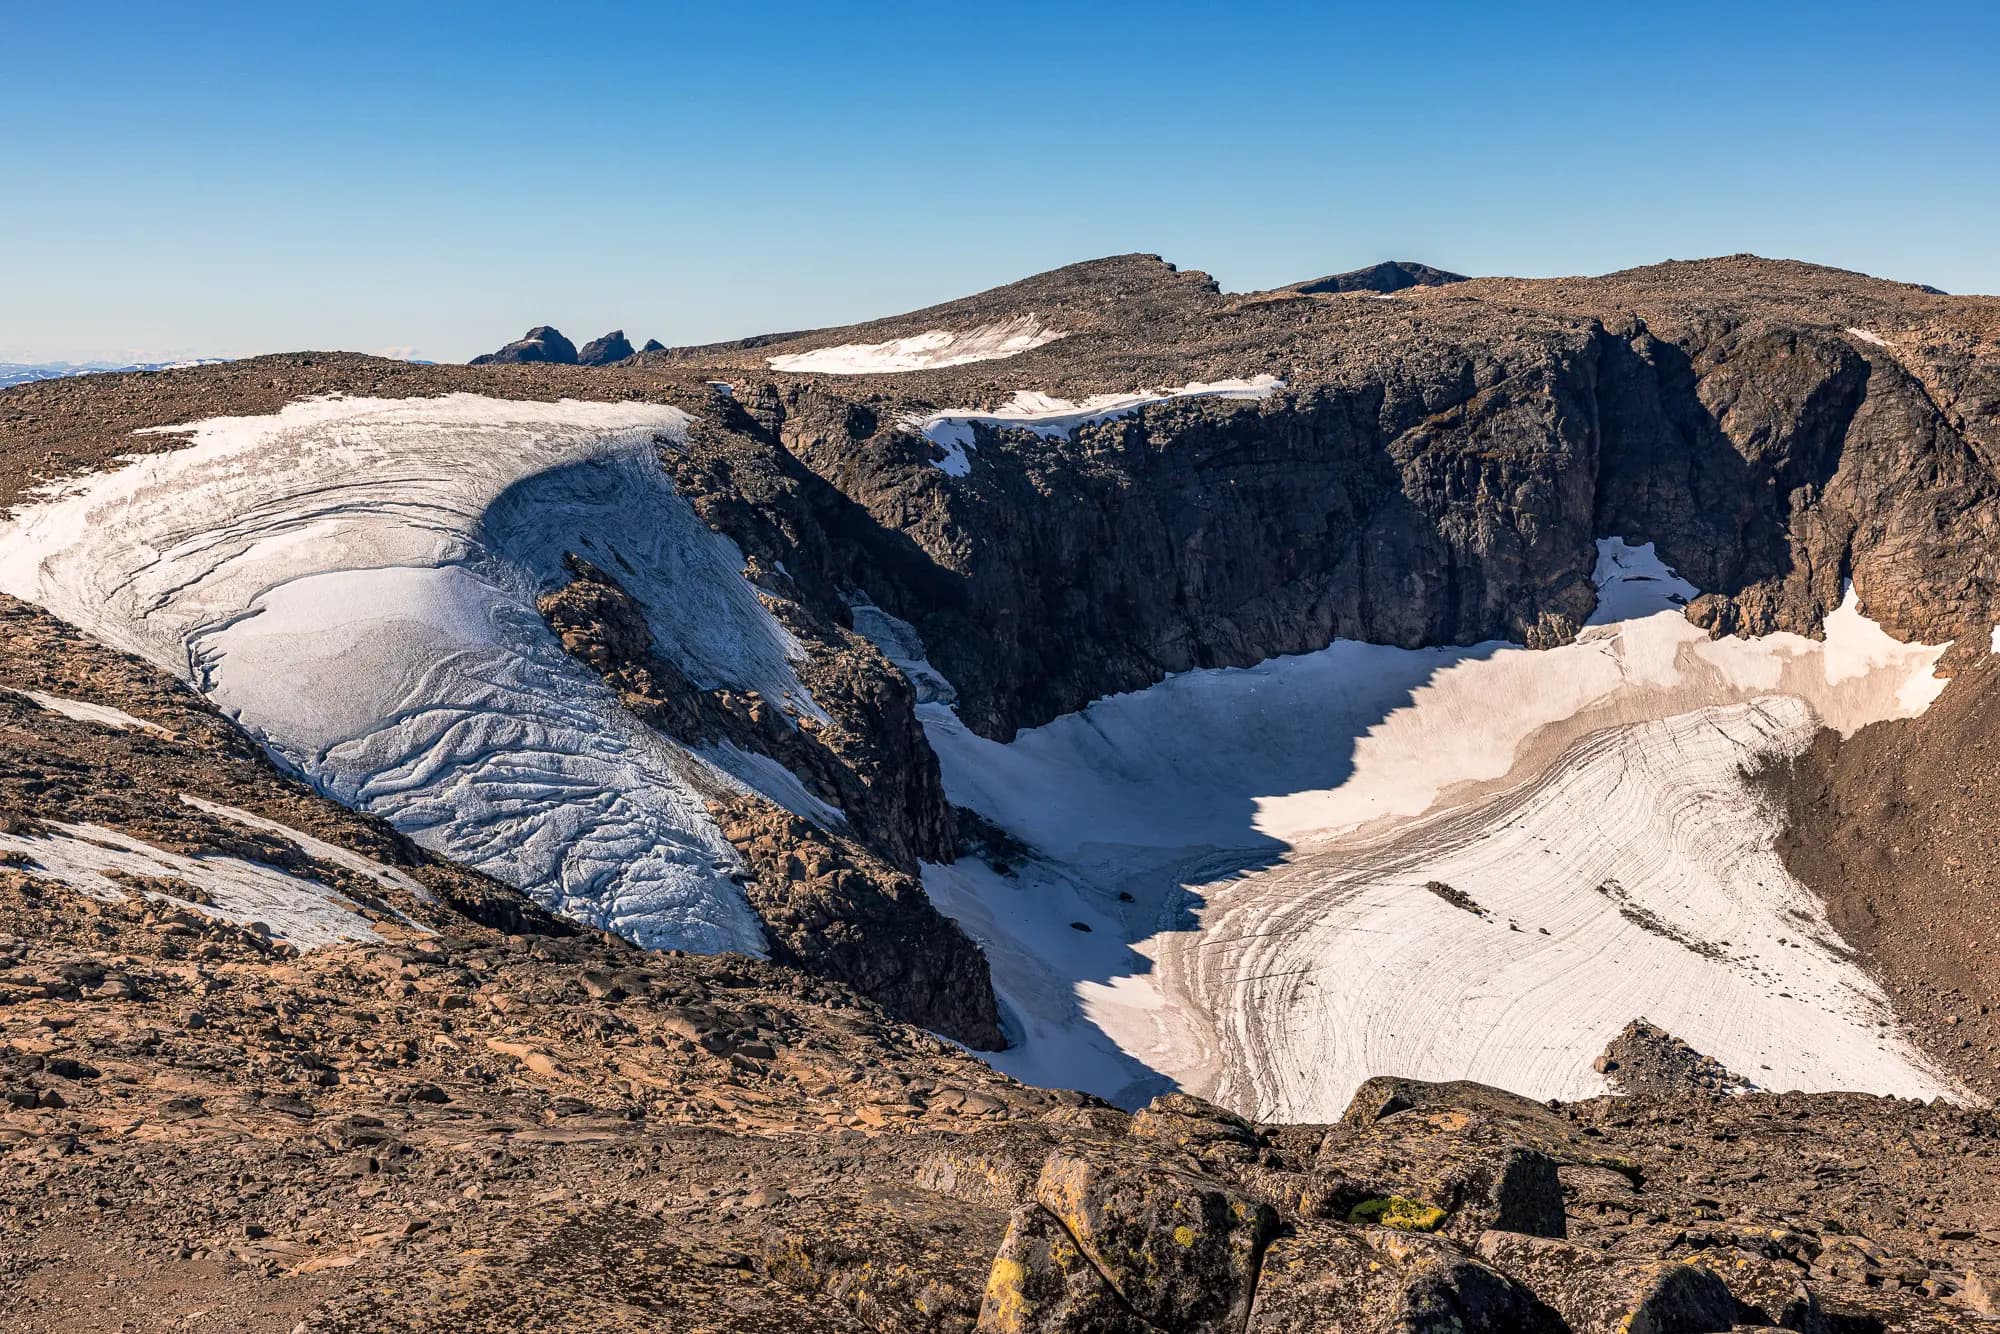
[1292,259,1469,294]
[468,324,579,365]
[577,329,636,366]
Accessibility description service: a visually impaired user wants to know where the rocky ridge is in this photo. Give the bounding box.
[4,252,2000,1329]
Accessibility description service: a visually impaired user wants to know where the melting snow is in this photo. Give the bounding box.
[766,315,1065,374]
[8,689,169,735]
[889,539,1958,1113]
[180,795,435,905]
[915,377,1284,476]
[0,820,387,950]
[0,394,831,955]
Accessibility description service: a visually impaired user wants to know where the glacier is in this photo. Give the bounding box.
[896,540,1960,1114]
[0,393,830,954]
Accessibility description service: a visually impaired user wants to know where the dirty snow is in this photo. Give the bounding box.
[914,377,1284,476]
[0,393,832,954]
[8,688,169,735]
[895,539,1958,1113]
[766,315,1064,374]
[0,820,387,950]
[180,794,435,905]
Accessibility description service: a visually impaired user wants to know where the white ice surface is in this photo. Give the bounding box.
[766,315,1065,374]
[180,794,435,906]
[0,820,385,950]
[0,394,833,954]
[913,377,1284,476]
[902,539,1957,1114]
[8,689,169,735]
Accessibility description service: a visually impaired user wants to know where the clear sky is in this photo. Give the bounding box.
[6,0,1996,364]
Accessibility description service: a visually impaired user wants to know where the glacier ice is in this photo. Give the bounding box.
[0,394,830,954]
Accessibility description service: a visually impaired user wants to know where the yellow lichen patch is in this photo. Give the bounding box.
[1173,1224,1197,1248]
[982,1256,1033,1333]
[1346,1195,1447,1232]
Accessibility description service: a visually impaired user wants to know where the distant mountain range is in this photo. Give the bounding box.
[0,357,228,389]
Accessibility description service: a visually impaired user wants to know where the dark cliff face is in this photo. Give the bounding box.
[722,274,2000,739]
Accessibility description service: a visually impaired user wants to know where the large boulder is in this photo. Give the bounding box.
[1475,1231,1738,1334]
[1127,1092,1263,1161]
[1319,1091,1580,1241]
[979,1204,1152,1334]
[468,325,578,365]
[1029,1146,1277,1333]
[1251,1224,1558,1333]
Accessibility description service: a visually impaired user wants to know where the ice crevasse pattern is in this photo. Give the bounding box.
[0,393,831,954]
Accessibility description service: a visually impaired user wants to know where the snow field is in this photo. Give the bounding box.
[0,818,389,951]
[913,377,1284,476]
[897,540,1958,1114]
[766,315,1065,374]
[0,394,834,953]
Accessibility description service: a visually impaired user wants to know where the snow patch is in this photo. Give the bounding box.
[0,820,385,950]
[0,393,828,954]
[848,595,958,706]
[767,315,1065,374]
[912,538,1955,1113]
[8,689,169,735]
[914,377,1283,476]
[1845,327,1887,346]
[180,795,435,906]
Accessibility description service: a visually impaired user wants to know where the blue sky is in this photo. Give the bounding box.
[5,1,1996,363]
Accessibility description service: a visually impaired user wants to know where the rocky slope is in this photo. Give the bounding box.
[1764,653,2000,1100]
[3,252,2000,1328]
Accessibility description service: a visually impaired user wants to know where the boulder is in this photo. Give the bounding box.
[1031,1146,1277,1333]
[1318,1102,1573,1240]
[978,1204,1151,1334]
[1251,1223,1558,1333]
[1128,1091,1262,1159]
[1476,1231,1738,1334]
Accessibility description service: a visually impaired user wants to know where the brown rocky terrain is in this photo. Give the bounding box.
[1765,653,2000,1101]
[4,252,2000,1329]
